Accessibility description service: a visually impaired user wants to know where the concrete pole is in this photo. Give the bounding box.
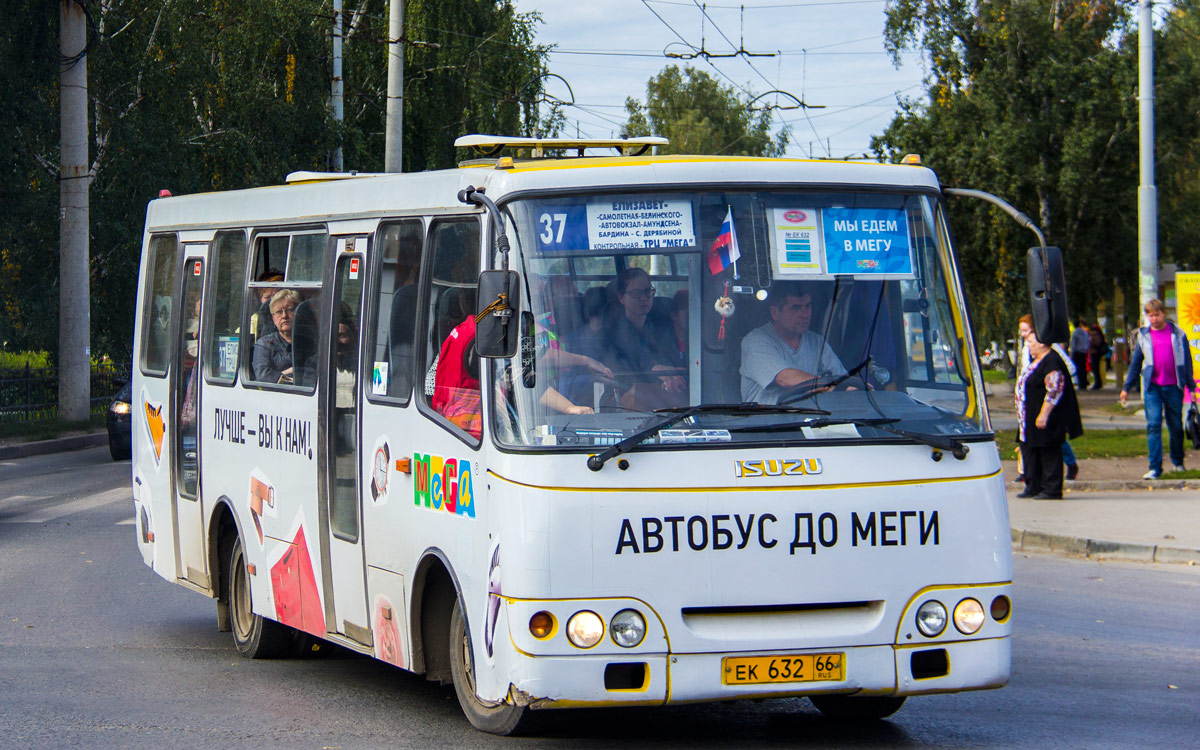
[1137,0,1158,325]
[384,0,404,172]
[59,0,91,423]
[332,0,344,171]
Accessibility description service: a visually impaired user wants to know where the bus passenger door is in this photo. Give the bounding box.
[174,251,208,586]
[322,247,369,642]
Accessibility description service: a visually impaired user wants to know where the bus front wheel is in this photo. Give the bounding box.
[226,534,291,658]
[809,694,906,720]
[449,600,528,735]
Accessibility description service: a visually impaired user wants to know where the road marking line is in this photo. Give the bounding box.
[2,487,130,524]
[115,517,135,526]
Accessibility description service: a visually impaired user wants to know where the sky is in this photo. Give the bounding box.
[510,0,928,159]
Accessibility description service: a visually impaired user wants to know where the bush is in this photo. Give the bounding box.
[0,350,50,370]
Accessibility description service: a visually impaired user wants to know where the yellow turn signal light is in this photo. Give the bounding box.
[529,611,555,639]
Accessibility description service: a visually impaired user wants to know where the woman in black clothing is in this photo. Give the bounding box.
[1015,333,1083,498]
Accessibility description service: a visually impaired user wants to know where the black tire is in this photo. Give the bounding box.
[227,534,292,659]
[449,600,528,735]
[108,432,130,461]
[809,694,906,720]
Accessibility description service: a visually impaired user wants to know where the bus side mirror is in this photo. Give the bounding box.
[1027,246,1069,345]
[475,270,521,358]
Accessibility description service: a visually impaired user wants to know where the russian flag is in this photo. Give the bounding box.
[707,207,741,275]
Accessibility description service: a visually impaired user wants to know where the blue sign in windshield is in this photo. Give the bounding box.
[822,207,912,275]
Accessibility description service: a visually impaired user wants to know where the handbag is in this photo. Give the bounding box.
[1187,403,1200,450]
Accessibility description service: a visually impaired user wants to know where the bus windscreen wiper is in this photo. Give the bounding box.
[726,416,900,434]
[586,403,829,472]
[726,415,968,458]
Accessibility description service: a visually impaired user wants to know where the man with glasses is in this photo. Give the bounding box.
[605,266,686,408]
[741,282,847,404]
[253,289,299,383]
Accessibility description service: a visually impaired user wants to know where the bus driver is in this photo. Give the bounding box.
[740,282,847,404]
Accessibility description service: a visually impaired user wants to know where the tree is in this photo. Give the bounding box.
[0,0,556,363]
[342,0,558,172]
[874,0,1139,343]
[623,65,788,157]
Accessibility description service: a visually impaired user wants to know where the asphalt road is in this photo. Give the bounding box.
[1,447,1197,748]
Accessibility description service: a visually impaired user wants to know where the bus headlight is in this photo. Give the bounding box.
[609,609,646,648]
[953,598,986,635]
[566,611,604,648]
[915,600,948,637]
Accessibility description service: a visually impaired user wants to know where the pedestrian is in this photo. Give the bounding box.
[1120,298,1199,479]
[1087,324,1109,389]
[1015,328,1083,499]
[1017,314,1081,481]
[1069,318,1090,390]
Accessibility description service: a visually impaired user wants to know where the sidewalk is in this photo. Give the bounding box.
[988,375,1200,565]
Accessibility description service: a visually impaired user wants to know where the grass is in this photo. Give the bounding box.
[0,414,105,442]
[1161,469,1200,479]
[994,427,1160,461]
[981,370,1010,385]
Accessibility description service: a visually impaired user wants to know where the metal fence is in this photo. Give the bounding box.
[0,362,130,424]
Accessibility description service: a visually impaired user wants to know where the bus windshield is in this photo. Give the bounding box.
[491,188,985,450]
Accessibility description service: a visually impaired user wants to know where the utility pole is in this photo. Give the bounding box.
[384,0,404,172]
[59,0,90,423]
[332,0,344,171]
[1138,0,1158,323]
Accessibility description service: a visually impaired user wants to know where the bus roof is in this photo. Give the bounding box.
[144,153,941,233]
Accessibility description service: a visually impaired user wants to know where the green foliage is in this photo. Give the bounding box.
[623,65,789,157]
[994,427,1158,460]
[0,351,52,371]
[0,0,553,363]
[875,0,1149,345]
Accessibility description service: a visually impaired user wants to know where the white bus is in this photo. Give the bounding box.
[132,136,1032,734]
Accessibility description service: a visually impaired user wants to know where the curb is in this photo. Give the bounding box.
[1011,527,1200,565]
[1011,479,1200,492]
[0,432,107,460]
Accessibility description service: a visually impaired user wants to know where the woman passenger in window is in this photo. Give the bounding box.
[605,267,686,408]
[253,290,299,383]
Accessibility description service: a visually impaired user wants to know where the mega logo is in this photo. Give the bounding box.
[734,458,823,478]
[783,210,809,224]
[413,454,476,517]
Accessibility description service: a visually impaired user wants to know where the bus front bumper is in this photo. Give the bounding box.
[511,637,1010,709]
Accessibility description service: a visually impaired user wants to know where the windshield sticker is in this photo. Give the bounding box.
[822,207,912,275]
[771,208,825,276]
[659,428,732,444]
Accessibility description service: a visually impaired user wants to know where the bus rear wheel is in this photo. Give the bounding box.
[809,694,906,720]
[449,600,528,735]
[226,534,291,658]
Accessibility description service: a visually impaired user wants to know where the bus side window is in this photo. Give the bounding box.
[368,219,424,402]
[140,234,177,376]
[245,231,327,389]
[420,218,481,442]
[203,230,248,384]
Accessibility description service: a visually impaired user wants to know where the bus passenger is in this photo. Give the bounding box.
[253,290,299,384]
[433,288,483,438]
[740,282,846,404]
[251,268,285,339]
[605,267,686,409]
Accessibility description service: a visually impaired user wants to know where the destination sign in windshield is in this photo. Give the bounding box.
[529,198,697,252]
